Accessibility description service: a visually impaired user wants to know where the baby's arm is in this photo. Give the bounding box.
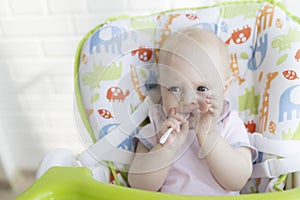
[128,141,175,191]
[128,110,189,191]
[198,132,252,191]
[195,95,252,191]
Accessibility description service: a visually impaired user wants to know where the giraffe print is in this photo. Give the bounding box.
[230,53,245,85]
[256,4,275,34]
[130,64,145,101]
[154,13,181,62]
[258,72,278,133]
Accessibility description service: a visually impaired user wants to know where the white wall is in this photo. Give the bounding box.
[0,0,299,188]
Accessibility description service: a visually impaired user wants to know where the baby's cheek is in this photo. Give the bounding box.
[163,104,178,117]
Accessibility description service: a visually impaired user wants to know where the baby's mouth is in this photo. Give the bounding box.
[187,113,195,121]
[180,113,190,120]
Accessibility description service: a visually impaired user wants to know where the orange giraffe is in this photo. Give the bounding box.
[130,64,145,101]
[258,72,278,133]
[230,53,245,85]
[256,4,275,34]
[154,13,181,62]
[86,109,93,117]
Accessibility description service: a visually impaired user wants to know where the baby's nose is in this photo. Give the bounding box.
[179,100,198,114]
[180,90,197,106]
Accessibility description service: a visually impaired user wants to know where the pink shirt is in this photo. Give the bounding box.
[137,101,257,196]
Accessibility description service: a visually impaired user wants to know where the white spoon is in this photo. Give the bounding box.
[159,113,190,144]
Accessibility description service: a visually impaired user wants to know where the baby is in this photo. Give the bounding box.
[128,27,257,195]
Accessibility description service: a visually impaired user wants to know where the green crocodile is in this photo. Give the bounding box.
[238,86,260,115]
[282,122,300,140]
[272,28,300,52]
[130,18,156,38]
[82,61,123,90]
[220,4,260,20]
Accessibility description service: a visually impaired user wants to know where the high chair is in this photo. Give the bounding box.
[17,0,300,199]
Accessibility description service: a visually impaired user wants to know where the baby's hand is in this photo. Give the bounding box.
[194,94,223,135]
[158,108,189,147]
[205,94,223,121]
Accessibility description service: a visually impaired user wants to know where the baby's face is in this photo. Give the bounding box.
[158,55,225,128]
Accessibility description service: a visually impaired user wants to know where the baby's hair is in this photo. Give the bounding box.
[158,27,230,83]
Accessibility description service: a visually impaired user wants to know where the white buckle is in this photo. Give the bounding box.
[262,158,278,178]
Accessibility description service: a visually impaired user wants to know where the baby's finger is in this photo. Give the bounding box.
[205,95,212,104]
[207,95,223,120]
[173,113,188,123]
[168,107,176,117]
[176,120,189,141]
[181,120,189,135]
[162,118,180,133]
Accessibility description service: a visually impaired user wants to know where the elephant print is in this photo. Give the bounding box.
[98,123,119,139]
[118,134,137,151]
[89,26,128,54]
[279,84,300,122]
[247,33,268,71]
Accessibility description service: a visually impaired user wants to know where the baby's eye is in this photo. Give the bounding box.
[197,86,209,92]
[168,87,181,92]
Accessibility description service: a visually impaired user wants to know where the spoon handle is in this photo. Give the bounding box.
[159,128,173,144]
[159,113,190,144]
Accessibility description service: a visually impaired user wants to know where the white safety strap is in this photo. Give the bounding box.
[78,95,155,166]
[252,157,300,178]
[249,133,300,178]
[249,133,300,157]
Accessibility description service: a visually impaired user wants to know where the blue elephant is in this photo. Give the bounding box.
[247,33,268,71]
[144,68,158,91]
[89,26,128,55]
[279,84,300,122]
[118,135,137,151]
[98,123,138,151]
[98,123,119,139]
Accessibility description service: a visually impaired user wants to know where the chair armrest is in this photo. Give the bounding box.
[36,148,77,179]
